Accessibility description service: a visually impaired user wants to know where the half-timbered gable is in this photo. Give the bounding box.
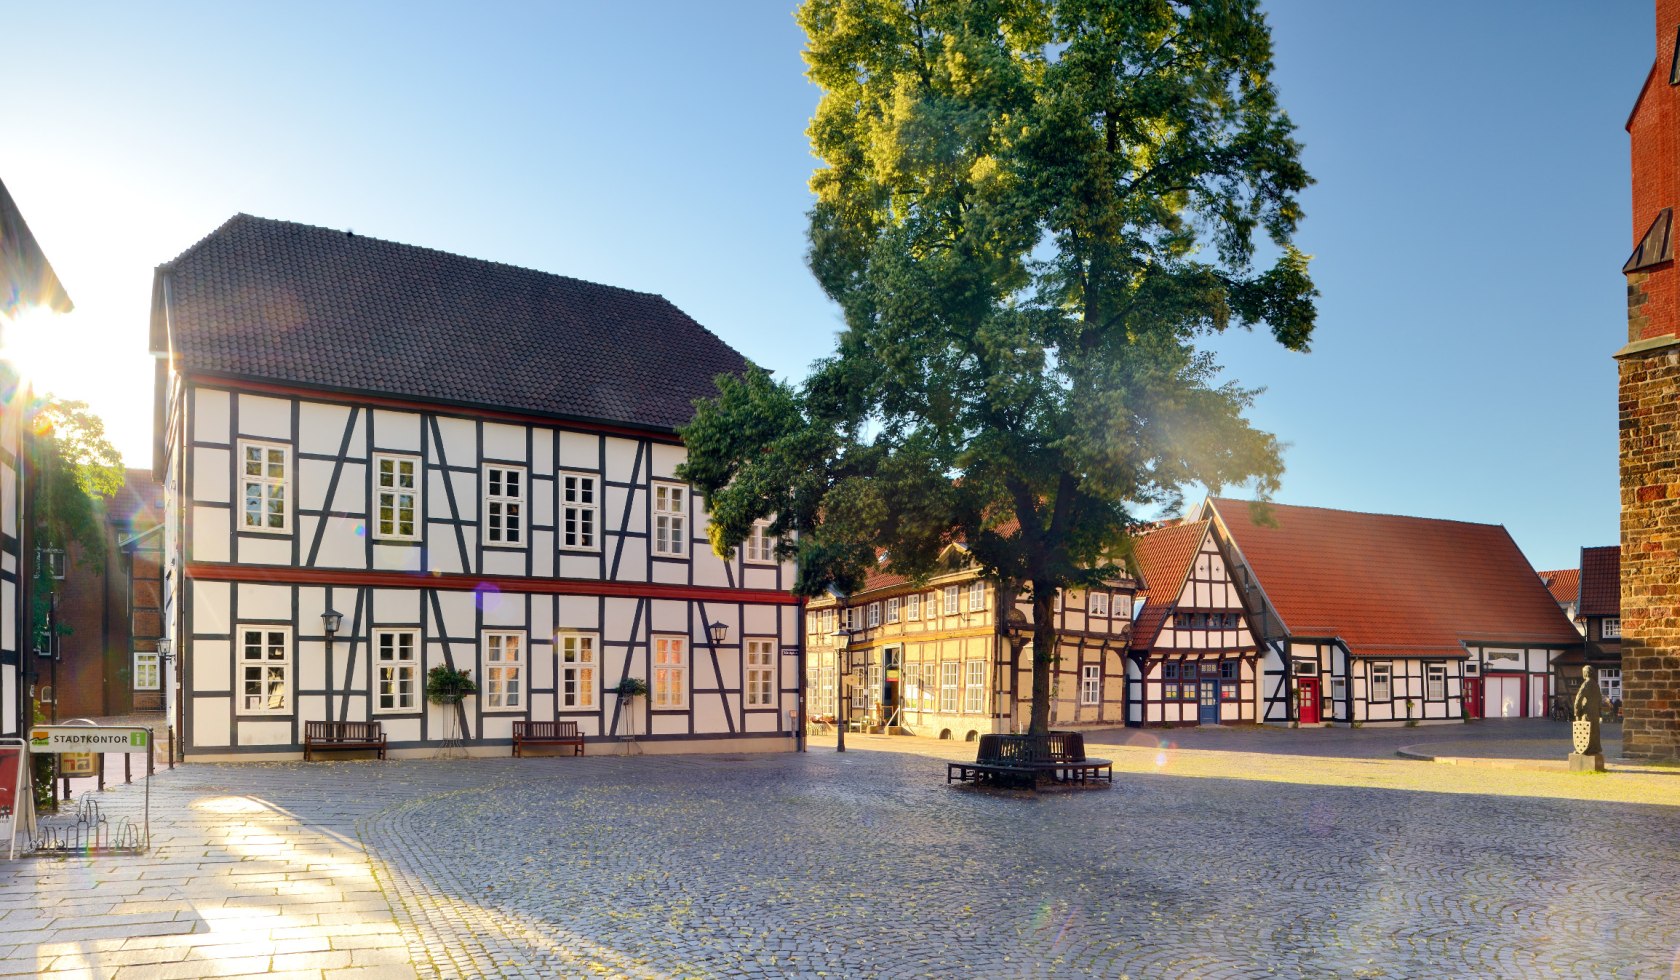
[1202,498,1582,726]
[151,215,801,759]
[1125,520,1261,726]
[804,548,1134,740]
[1564,546,1623,705]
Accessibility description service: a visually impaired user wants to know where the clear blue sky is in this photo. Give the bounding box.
[0,1,1652,571]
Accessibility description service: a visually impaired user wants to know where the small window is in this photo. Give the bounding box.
[561,474,599,550]
[1219,660,1237,680]
[652,483,687,557]
[885,597,900,624]
[1426,663,1446,702]
[821,608,835,637]
[1602,618,1622,639]
[744,521,777,563]
[940,662,959,712]
[867,603,881,628]
[1332,677,1347,702]
[745,638,775,707]
[374,629,420,713]
[1080,664,1100,706]
[963,661,985,713]
[238,626,291,715]
[133,650,161,691]
[1088,592,1109,617]
[1370,662,1392,702]
[943,586,959,616]
[484,466,525,546]
[967,581,985,612]
[559,633,596,709]
[239,440,291,533]
[906,593,921,621]
[654,635,687,708]
[1162,661,1179,680]
[1172,612,1195,630]
[484,631,524,709]
[374,454,420,541]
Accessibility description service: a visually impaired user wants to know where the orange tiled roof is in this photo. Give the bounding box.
[1578,546,1620,618]
[1209,499,1580,657]
[1537,568,1580,606]
[1128,520,1209,649]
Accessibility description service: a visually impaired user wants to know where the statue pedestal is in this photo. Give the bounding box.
[1568,752,1605,772]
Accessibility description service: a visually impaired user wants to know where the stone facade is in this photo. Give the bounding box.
[1619,346,1680,758]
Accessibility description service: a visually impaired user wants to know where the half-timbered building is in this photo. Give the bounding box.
[1569,545,1622,705]
[804,548,1134,740]
[1200,498,1581,726]
[151,215,801,759]
[1125,520,1262,726]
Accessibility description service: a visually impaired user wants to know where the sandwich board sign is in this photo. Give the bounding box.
[0,739,33,860]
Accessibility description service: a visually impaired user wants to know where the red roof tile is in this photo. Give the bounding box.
[1128,521,1210,649]
[1537,568,1580,605]
[1578,546,1620,618]
[1208,499,1581,657]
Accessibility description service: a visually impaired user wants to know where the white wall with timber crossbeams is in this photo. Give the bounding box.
[164,380,802,758]
[0,376,22,738]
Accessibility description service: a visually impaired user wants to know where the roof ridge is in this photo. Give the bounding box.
[1210,497,1507,531]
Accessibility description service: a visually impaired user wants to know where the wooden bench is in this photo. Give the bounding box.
[512,720,584,757]
[947,732,1112,787]
[303,721,386,761]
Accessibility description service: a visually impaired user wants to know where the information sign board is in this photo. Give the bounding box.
[29,727,150,754]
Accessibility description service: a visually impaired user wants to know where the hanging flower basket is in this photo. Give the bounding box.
[426,666,478,705]
[615,677,649,699]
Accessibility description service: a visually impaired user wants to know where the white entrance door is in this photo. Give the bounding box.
[1487,676,1522,718]
[1528,675,1548,719]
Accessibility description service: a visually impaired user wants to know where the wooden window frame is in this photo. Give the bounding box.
[1425,663,1446,702]
[963,660,985,713]
[906,593,920,621]
[867,603,881,628]
[373,629,421,714]
[558,632,597,709]
[744,521,777,564]
[943,586,959,616]
[652,482,688,557]
[745,637,775,707]
[1088,591,1109,617]
[561,473,600,551]
[237,625,292,716]
[373,453,421,542]
[483,465,526,547]
[939,662,960,713]
[1080,664,1100,706]
[1369,662,1393,703]
[133,649,161,691]
[483,631,525,710]
[653,634,687,708]
[237,440,291,534]
[1602,618,1622,639]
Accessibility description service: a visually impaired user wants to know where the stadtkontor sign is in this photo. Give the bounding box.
[29,727,150,753]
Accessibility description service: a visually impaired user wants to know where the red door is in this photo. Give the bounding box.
[1463,678,1483,719]
[1298,678,1321,724]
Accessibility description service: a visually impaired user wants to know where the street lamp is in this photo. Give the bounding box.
[322,609,343,635]
[708,621,727,646]
[830,618,852,753]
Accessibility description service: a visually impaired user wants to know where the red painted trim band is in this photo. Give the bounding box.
[185,562,802,605]
[185,372,685,445]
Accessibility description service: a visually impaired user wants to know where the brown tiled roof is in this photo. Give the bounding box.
[1,177,72,315]
[1578,546,1621,618]
[1537,568,1580,605]
[1128,520,1209,649]
[1208,499,1581,657]
[151,215,750,432]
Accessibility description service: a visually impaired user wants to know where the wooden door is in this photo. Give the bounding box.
[1463,677,1482,719]
[1198,681,1221,725]
[1297,678,1321,724]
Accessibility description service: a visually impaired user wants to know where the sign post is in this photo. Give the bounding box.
[26,727,152,854]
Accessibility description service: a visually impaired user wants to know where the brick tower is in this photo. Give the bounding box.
[1619,0,1680,760]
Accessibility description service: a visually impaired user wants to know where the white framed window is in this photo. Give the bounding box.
[653,635,687,708]
[907,593,921,621]
[963,661,985,713]
[940,662,959,713]
[745,638,775,707]
[867,603,881,628]
[1088,591,1109,617]
[846,607,861,632]
[484,631,524,709]
[374,454,420,541]
[133,650,161,691]
[744,521,777,563]
[484,466,525,546]
[886,597,900,624]
[1426,663,1446,701]
[561,474,599,550]
[1332,677,1347,703]
[1370,662,1392,702]
[1081,664,1101,705]
[558,632,597,709]
[1600,668,1622,700]
[238,626,290,715]
[374,629,420,713]
[1603,617,1622,639]
[238,440,290,533]
[821,608,835,638]
[652,483,687,556]
[968,581,985,611]
[943,586,959,616]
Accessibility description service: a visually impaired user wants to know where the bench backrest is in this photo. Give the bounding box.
[305,720,382,741]
[975,732,1086,765]
[514,720,580,739]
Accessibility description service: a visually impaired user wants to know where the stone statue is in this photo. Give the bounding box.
[1572,665,1604,759]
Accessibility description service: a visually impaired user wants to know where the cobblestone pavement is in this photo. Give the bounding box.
[6,728,1680,978]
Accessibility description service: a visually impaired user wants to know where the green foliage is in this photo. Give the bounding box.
[682,0,1315,734]
[425,665,478,704]
[31,397,124,652]
[615,676,650,699]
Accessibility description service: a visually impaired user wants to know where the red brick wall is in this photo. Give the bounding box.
[1628,0,1680,341]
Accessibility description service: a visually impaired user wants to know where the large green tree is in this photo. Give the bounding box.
[681,0,1316,735]
[30,396,123,651]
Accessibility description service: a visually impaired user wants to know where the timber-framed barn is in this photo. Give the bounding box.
[150,215,802,759]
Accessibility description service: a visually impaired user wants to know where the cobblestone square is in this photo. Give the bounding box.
[5,725,1680,978]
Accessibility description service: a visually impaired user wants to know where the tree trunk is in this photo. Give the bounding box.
[1027,582,1056,736]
